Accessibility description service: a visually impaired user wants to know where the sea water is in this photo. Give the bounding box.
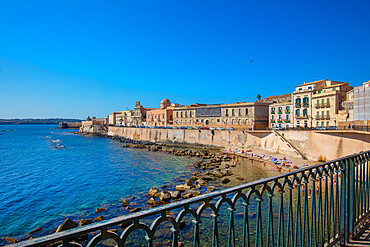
[0,125,199,241]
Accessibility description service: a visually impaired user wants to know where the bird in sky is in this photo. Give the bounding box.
[250,60,254,63]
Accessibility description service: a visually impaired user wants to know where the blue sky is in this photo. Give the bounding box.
[0,0,369,119]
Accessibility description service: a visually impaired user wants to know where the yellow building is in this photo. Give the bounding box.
[312,83,352,128]
[292,79,346,128]
[173,102,269,130]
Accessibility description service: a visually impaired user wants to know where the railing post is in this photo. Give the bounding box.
[348,158,355,241]
[340,160,346,246]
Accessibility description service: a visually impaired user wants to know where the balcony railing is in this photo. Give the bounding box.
[303,102,309,107]
[277,111,282,114]
[316,116,330,120]
[270,120,275,123]
[9,151,370,247]
[296,115,309,119]
[315,103,330,108]
[295,103,301,108]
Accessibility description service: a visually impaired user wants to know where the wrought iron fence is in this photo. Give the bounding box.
[10,151,370,247]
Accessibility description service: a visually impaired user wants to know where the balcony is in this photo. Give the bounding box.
[296,115,308,119]
[284,120,290,123]
[277,111,282,114]
[285,111,290,114]
[277,120,283,123]
[316,116,330,120]
[315,103,330,108]
[270,120,275,123]
[12,151,370,247]
[295,103,301,108]
[302,102,309,107]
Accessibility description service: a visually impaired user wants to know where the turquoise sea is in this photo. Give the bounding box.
[0,125,200,244]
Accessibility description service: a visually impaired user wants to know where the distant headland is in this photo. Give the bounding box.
[0,118,83,125]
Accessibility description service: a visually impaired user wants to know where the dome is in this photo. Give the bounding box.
[160,98,171,109]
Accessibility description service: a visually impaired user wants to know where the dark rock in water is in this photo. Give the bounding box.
[96,207,105,213]
[185,188,201,196]
[4,237,18,244]
[207,186,216,191]
[200,175,213,181]
[221,178,231,184]
[169,191,180,199]
[78,219,93,227]
[158,190,171,202]
[28,226,42,235]
[182,193,194,199]
[130,207,141,213]
[55,218,77,233]
[121,199,129,207]
[94,216,104,222]
[147,187,159,196]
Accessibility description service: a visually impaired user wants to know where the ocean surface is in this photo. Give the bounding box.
[0,125,200,241]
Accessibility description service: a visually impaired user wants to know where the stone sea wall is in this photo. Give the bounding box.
[80,126,370,161]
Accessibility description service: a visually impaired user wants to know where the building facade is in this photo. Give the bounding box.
[312,83,352,128]
[173,102,270,130]
[269,101,293,129]
[353,80,370,121]
[292,79,346,128]
[146,98,174,127]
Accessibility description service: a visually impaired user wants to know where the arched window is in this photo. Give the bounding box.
[238,109,241,116]
[176,112,179,118]
[225,109,229,116]
[232,109,235,116]
[181,112,183,117]
[189,111,192,117]
[185,111,187,117]
[303,109,307,116]
[245,108,249,115]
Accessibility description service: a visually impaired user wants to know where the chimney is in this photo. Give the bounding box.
[304,81,306,84]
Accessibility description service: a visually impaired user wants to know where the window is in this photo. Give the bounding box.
[286,106,290,111]
[232,109,235,116]
[181,112,183,117]
[279,115,282,120]
[225,109,229,116]
[189,111,192,117]
[272,115,274,120]
[238,109,241,116]
[327,121,329,127]
[295,98,301,103]
[317,112,320,118]
[303,109,307,116]
[286,115,289,120]
[327,111,330,118]
[317,122,319,126]
[176,112,178,118]
[185,112,187,117]
[217,119,220,122]
[321,122,324,126]
[278,107,282,111]
[327,98,330,105]
[296,109,300,116]
[245,108,249,115]
[321,111,324,118]
[317,100,319,106]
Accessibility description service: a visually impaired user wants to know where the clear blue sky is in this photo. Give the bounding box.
[1,0,369,119]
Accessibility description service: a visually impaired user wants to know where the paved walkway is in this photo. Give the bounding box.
[348,217,370,246]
